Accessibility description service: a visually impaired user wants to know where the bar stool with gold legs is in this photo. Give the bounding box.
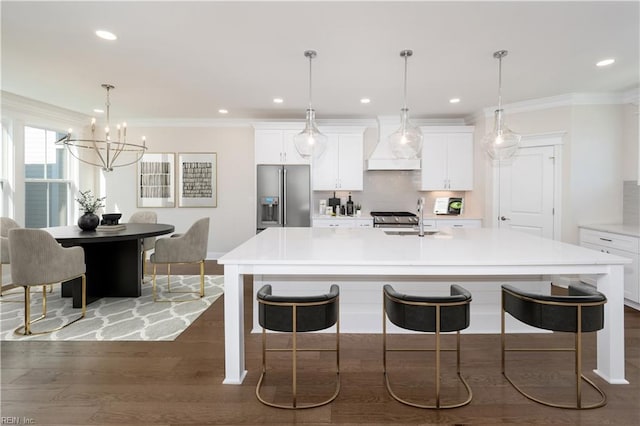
[383,284,473,409]
[9,228,86,335]
[501,283,607,409]
[256,284,340,409]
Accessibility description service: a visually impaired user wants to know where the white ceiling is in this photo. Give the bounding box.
[2,1,638,122]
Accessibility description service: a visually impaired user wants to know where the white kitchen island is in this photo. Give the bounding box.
[218,227,629,385]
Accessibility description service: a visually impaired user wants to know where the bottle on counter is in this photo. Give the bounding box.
[346,193,354,216]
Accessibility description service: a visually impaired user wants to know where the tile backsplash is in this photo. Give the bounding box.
[313,170,468,216]
[623,180,640,226]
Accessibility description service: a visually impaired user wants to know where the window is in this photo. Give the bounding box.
[1,123,8,216]
[24,126,70,227]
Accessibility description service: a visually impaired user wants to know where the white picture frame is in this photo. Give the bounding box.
[178,152,217,208]
[137,152,175,208]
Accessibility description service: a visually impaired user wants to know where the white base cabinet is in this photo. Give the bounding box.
[313,217,373,228]
[579,227,640,309]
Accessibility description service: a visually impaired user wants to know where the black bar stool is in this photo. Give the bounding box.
[383,284,473,409]
[501,283,607,409]
[256,284,340,409]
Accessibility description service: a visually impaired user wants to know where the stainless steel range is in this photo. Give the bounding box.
[370,211,418,228]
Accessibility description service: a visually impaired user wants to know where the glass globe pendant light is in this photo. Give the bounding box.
[293,50,328,159]
[389,49,423,159]
[483,50,521,160]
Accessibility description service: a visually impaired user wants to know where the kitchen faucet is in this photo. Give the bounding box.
[417,197,425,237]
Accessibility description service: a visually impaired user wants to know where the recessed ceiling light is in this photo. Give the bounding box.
[218,109,228,114]
[596,58,615,67]
[273,98,284,104]
[360,98,371,104]
[449,98,461,104]
[95,30,117,41]
[93,108,104,114]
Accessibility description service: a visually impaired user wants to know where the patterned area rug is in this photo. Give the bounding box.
[0,275,223,341]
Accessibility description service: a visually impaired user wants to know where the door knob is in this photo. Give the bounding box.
[500,216,511,221]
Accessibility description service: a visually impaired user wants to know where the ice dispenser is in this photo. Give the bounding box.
[259,196,280,226]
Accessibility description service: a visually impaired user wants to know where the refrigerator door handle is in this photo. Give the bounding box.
[283,167,287,225]
[278,168,283,225]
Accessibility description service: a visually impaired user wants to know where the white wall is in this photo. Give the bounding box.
[621,103,639,182]
[480,103,627,243]
[102,125,256,257]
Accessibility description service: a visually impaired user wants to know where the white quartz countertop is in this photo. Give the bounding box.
[580,223,640,238]
[312,214,482,220]
[219,227,628,267]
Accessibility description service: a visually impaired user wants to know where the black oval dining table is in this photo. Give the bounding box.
[43,223,175,307]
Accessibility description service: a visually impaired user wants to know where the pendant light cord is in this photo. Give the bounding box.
[402,53,408,110]
[307,51,314,110]
[497,55,503,111]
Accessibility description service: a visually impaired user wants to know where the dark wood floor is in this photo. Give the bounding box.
[1,261,639,425]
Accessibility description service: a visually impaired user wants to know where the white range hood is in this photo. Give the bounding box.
[366,116,421,170]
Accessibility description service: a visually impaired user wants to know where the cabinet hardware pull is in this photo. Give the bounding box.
[599,238,613,242]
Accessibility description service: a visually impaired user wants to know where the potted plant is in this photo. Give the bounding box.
[75,190,105,231]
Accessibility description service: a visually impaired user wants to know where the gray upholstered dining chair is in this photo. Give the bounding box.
[256,284,340,409]
[150,217,209,302]
[9,228,86,335]
[128,210,158,280]
[383,284,473,409]
[1,217,21,297]
[501,283,607,409]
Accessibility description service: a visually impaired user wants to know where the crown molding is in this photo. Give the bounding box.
[481,91,639,117]
[1,91,88,126]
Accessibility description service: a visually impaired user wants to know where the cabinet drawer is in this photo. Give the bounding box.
[354,219,373,228]
[313,219,350,228]
[436,219,482,229]
[579,229,640,253]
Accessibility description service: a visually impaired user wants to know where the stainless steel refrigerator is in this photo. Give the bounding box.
[257,165,311,232]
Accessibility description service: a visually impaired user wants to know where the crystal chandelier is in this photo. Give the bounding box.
[57,84,147,172]
[293,50,328,160]
[388,49,423,160]
[483,50,521,160]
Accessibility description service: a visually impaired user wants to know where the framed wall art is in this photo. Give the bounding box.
[137,152,175,208]
[178,152,217,208]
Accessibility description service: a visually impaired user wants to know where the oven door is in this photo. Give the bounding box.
[373,223,416,229]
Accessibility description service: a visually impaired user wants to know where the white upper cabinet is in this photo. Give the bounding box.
[255,127,309,165]
[313,128,365,191]
[420,127,474,191]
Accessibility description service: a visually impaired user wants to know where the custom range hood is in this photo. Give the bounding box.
[366,116,421,170]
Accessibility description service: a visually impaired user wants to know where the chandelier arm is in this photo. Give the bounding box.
[109,141,127,165]
[92,139,107,168]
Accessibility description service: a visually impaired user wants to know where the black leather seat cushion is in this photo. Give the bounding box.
[258,284,339,332]
[502,284,606,333]
[384,284,472,333]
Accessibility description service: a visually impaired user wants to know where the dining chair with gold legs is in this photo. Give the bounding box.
[1,217,20,298]
[9,228,86,335]
[128,211,158,282]
[383,284,473,409]
[256,284,340,409]
[501,283,607,409]
[150,217,209,302]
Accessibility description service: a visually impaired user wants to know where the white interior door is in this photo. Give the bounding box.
[497,145,556,238]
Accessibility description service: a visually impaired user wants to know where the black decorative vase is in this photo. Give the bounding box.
[78,212,99,231]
